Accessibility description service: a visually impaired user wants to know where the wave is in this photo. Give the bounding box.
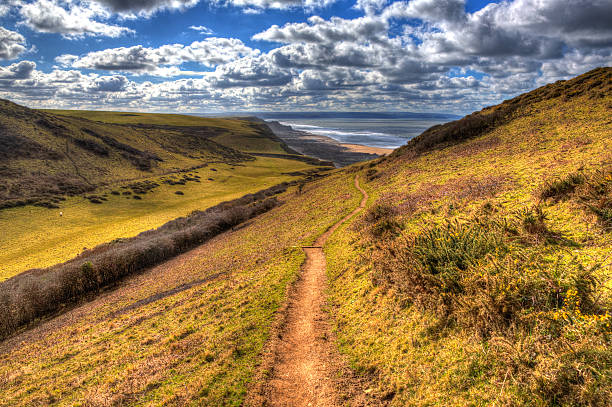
[277,121,410,149]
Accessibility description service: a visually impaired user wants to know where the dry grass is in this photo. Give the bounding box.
[326,68,612,406]
[0,170,361,406]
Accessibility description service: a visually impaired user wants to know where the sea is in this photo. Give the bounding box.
[194,112,459,149]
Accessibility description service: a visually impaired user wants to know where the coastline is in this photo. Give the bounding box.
[264,120,394,167]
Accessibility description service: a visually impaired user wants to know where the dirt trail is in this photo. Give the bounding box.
[248,175,368,407]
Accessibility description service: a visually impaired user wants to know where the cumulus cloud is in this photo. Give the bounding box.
[1,0,611,113]
[253,15,388,44]
[19,0,133,38]
[56,38,260,76]
[0,27,27,60]
[89,75,129,91]
[221,0,341,12]
[0,60,36,79]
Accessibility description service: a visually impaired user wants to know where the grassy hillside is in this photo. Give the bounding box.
[46,109,291,154]
[0,158,319,280]
[326,67,611,405]
[0,103,328,280]
[1,101,256,208]
[0,171,360,406]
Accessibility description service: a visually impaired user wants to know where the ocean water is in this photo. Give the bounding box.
[257,113,458,149]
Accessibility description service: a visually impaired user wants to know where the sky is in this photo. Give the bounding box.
[0,0,610,114]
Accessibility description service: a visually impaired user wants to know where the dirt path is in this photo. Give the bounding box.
[247,175,368,407]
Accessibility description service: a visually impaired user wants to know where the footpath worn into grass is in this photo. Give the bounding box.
[0,171,361,406]
[246,176,369,407]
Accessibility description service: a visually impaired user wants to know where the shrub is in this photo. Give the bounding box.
[374,214,605,334]
[365,168,379,181]
[362,203,400,238]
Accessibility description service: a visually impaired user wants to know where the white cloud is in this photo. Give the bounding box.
[56,38,260,76]
[189,25,214,35]
[0,27,27,60]
[0,60,36,79]
[94,0,199,16]
[1,0,611,113]
[19,0,133,38]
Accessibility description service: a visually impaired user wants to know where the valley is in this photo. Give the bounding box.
[0,68,610,406]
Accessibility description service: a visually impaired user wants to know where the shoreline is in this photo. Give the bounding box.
[264,120,394,167]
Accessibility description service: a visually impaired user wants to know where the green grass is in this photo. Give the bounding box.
[45,109,256,130]
[46,109,287,154]
[0,170,361,406]
[0,157,319,280]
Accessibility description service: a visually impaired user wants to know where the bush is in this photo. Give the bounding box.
[374,214,606,335]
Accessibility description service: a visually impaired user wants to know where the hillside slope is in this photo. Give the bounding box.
[0,68,609,406]
[327,67,611,405]
[0,102,296,209]
[0,102,327,279]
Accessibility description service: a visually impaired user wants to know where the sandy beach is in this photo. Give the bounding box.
[339,143,393,155]
[265,120,394,167]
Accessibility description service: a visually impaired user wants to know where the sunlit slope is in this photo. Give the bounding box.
[0,170,360,406]
[0,157,318,280]
[1,100,253,208]
[326,67,612,405]
[47,109,291,154]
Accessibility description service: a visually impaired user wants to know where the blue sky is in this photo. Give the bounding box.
[0,0,610,113]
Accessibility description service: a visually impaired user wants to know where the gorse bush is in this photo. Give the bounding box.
[0,182,290,340]
[374,213,607,333]
[375,218,508,316]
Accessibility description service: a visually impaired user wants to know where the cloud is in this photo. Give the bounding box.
[189,25,214,35]
[1,0,611,114]
[57,38,260,76]
[0,27,27,60]
[0,60,36,79]
[253,15,388,44]
[89,75,129,91]
[19,0,133,38]
[208,54,294,88]
[224,0,338,12]
[94,0,199,16]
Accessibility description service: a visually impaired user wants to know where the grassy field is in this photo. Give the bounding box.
[0,170,360,406]
[0,157,319,280]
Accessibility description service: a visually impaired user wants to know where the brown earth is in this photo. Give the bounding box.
[246,175,372,407]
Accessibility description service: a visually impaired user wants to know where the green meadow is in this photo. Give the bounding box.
[0,157,318,280]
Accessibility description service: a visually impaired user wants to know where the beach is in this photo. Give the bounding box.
[265,120,393,167]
